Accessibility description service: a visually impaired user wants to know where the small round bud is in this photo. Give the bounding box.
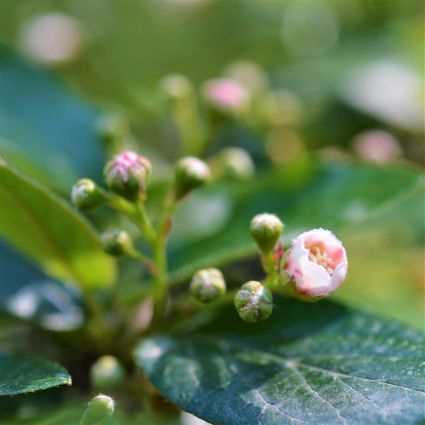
[71,178,104,209]
[79,394,114,425]
[211,147,255,180]
[174,156,210,200]
[234,281,273,323]
[202,78,249,113]
[250,213,283,253]
[90,355,126,391]
[161,74,193,100]
[104,150,151,200]
[101,229,133,256]
[190,268,226,303]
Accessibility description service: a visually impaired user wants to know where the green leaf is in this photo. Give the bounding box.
[169,162,423,282]
[0,239,83,330]
[0,352,71,396]
[136,299,425,425]
[0,160,115,288]
[0,46,105,192]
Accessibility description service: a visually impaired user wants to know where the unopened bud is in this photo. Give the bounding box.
[161,74,193,100]
[211,147,255,180]
[104,150,151,200]
[71,178,104,209]
[90,355,126,391]
[79,394,114,425]
[175,156,210,200]
[250,213,283,253]
[190,268,226,303]
[101,229,133,256]
[234,281,273,323]
[202,78,249,114]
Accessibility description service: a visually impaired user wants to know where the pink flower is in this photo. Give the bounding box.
[203,78,249,112]
[284,228,348,297]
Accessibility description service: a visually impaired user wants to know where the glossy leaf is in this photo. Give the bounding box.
[0,352,71,396]
[0,239,83,330]
[169,162,423,283]
[0,46,105,192]
[136,299,425,425]
[0,160,115,288]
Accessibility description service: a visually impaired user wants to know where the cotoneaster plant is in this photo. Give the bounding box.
[0,50,424,425]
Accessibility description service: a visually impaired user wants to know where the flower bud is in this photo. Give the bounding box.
[202,78,249,113]
[282,228,348,300]
[71,178,104,210]
[101,229,133,256]
[161,74,193,100]
[79,394,114,425]
[174,156,210,200]
[210,147,255,180]
[90,355,126,391]
[234,281,273,323]
[104,150,151,200]
[250,213,283,253]
[190,268,226,303]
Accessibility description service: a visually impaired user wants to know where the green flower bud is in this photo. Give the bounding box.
[211,147,255,180]
[71,179,104,209]
[250,213,283,253]
[234,281,273,323]
[90,355,126,391]
[174,156,210,200]
[190,268,226,303]
[79,394,114,425]
[161,74,193,100]
[101,229,133,256]
[104,150,151,200]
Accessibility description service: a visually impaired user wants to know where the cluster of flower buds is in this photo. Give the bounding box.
[230,213,347,323]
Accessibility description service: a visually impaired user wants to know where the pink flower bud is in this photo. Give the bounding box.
[104,150,151,200]
[283,228,348,298]
[202,78,249,112]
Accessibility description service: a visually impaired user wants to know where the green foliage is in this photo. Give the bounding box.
[0,46,105,192]
[136,298,425,425]
[0,352,71,396]
[169,162,423,282]
[0,160,115,288]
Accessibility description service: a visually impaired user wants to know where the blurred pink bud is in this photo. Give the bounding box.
[202,78,249,112]
[104,150,151,200]
[284,228,348,297]
[20,13,84,67]
[352,130,402,164]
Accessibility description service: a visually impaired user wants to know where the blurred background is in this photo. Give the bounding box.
[0,0,424,332]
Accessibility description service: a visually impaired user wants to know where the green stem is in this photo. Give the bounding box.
[262,250,278,290]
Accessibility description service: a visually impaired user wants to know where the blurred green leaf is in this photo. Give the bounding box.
[136,298,425,425]
[0,159,115,288]
[0,46,105,192]
[169,162,423,283]
[0,352,71,396]
[0,239,83,330]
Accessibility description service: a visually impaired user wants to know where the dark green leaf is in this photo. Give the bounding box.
[0,159,116,288]
[0,352,71,396]
[0,46,105,192]
[0,239,83,330]
[136,299,425,425]
[169,162,423,283]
